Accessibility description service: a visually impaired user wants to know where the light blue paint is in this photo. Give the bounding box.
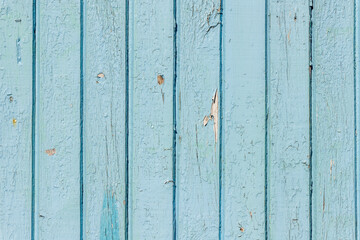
[1,1,360,239]
[128,0,174,238]
[177,1,221,239]
[100,191,120,240]
[0,1,33,239]
[36,0,81,239]
[83,1,126,240]
[268,0,310,239]
[312,0,357,238]
[222,1,266,239]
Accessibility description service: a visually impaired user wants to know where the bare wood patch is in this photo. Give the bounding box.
[157,75,164,85]
[45,148,56,156]
[203,89,219,142]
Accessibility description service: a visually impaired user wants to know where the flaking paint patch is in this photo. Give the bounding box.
[157,74,164,85]
[97,72,105,78]
[45,148,56,156]
[203,89,218,142]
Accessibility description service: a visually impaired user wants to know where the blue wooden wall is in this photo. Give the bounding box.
[1,0,360,239]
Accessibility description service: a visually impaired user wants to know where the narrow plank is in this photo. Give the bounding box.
[356,0,360,238]
[84,1,126,239]
[312,0,356,238]
[267,0,310,238]
[128,0,174,239]
[176,1,221,238]
[222,1,266,239]
[0,1,33,239]
[37,1,81,239]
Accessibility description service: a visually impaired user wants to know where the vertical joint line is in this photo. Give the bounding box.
[125,0,130,239]
[264,0,269,239]
[218,0,224,239]
[354,0,358,238]
[172,0,177,239]
[31,0,37,239]
[309,1,313,239]
[80,0,84,239]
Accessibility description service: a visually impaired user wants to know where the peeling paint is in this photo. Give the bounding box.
[203,89,219,142]
[45,148,56,156]
[97,72,105,78]
[157,74,164,85]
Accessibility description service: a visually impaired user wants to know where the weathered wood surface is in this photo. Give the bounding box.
[312,0,357,239]
[128,0,174,239]
[222,1,266,239]
[84,0,126,239]
[176,1,221,239]
[0,0,32,239]
[267,0,311,239]
[36,0,81,239]
[0,0,359,239]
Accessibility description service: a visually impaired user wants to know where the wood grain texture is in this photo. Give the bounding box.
[128,0,174,238]
[176,1,221,239]
[222,1,266,239]
[37,0,80,239]
[84,1,126,239]
[312,0,356,238]
[0,1,32,239]
[267,0,310,238]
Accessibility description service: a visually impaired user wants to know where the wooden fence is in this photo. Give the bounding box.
[1,0,359,239]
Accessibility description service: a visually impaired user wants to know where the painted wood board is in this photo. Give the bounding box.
[267,0,310,239]
[83,1,126,239]
[128,0,174,238]
[36,1,81,239]
[222,1,266,239]
[312,0,356,238]
[0,0,33,239]
[356,0,360,238]
[176,1,221,239]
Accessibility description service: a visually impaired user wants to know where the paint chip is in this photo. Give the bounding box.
[157,75,164,85]
[203,90,219,142]
[203,115,210,126]
[97,73,105,78]
[45,148,56,156]
[12,118,17,126]
[9,96,13,102]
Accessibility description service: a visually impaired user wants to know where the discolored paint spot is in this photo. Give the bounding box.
[100,190,120,240]
[45,148,56,156]
[157,75,164,85]
[16,38,21,65]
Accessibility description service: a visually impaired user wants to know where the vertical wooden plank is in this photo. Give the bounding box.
[177,1,220,239]
[222,1,266,239]
[128,0,174,239]
[83,1,126,239]
[0,1,32,239]
[37,0,80,239]
[356,0,360,238]
[267,0,310,238]
[312,0,356,238]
